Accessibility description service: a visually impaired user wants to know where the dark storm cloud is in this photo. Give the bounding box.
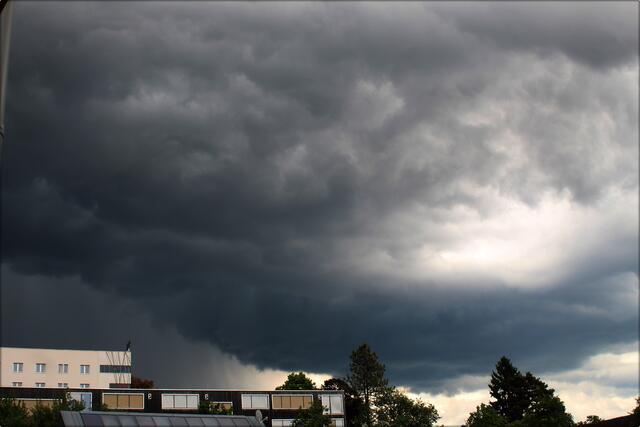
[1,2,637,393]
[430,2,638,69]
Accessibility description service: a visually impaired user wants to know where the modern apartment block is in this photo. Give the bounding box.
[0,387,346,427]
[0,347,346,426]
[0,347,131,389]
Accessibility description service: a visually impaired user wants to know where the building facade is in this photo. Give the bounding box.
[0,347,131,389]
[0,387,346,427]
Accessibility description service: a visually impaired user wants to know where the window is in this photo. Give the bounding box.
[12,362,23,373]
[100,365,131,373]
[80,364,90,374]
[58,364,69,374]
[69,392,92,410]
[331,419,345,427]
[36,383,45,388]
[241,394,269,410]
[102,393,145,410]
[320,395,344,415]
[80,384,90,389]
[161,394,199,410]
[272,421,294,427]
[12,382,22,387]
[35,363,46,373]
[272,394,313,410]
[58,383,68,388]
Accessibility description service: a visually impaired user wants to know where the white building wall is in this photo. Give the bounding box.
[0,347,131,389]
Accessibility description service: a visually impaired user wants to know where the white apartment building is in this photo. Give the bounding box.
[0,347,131,389]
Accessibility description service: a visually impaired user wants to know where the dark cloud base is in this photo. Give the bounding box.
[1,2,637,393]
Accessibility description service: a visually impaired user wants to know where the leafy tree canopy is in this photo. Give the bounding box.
[0,394,85,427]
[375,387,439,427]
[276,372,317,390]
[465,403,509,427]
[576,415,604,425]
[292,399,332,427]
[0,397,31,427]
[516,394,574,427]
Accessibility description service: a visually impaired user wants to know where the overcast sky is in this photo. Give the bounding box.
[1,2,638,425]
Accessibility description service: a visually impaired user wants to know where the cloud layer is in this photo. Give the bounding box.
[2,2,637,413]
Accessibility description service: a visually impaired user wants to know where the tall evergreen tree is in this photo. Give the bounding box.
[347,343,388,426]
[489,356,530,422]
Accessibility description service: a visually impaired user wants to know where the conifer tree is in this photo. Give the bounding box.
[347,343,388,426]
[489,356,530,422]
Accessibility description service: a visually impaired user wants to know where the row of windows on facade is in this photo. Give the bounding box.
[11,362,130,374]
[11,382,90,388]
[95,392,344,415]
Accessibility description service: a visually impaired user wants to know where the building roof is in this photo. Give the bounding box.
[60,411,264,427]
[590,414,640,427]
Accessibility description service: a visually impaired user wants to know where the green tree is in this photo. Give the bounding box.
[374,387,439,427]
[277,372,317,390]
[517,393,574,427]
[0,397,31,427]
[31,394,85,427]
[631,396,640,415]
[291,399,332,427]
[576,415,604,425]
[489,357,530,422]
[347,343,388,426]
[322,377,366,426]
[469,357,576,427]
[465,403,509,427]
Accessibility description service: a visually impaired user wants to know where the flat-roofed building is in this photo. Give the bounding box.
[0,387,346,427]
[0,347,131,389]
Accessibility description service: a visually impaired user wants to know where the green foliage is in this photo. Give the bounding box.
[471,357,575,427]
[374,387,439,427]
[31,394,85,427]
[489,357,530,422]
[277,372,317,390]
[0,397,31,427]
[465,403,509,427]
[632,396,640,416]
[292,399,332,427]
[322,378,366,426]
[0,394,84,427]
[576,415,604,425]
[198,401,233,415]
[347,343,389,426]
[517,394,574,427]
[92,400,109,411]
